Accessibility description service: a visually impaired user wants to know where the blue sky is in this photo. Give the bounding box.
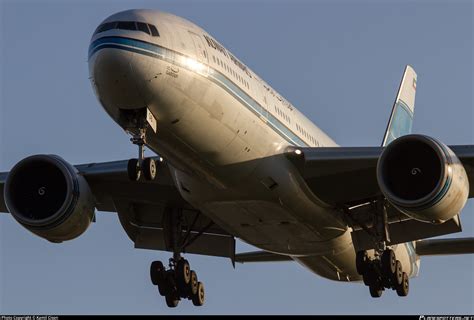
[0,0,473,315]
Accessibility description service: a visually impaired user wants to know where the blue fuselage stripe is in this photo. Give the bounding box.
[89,36,309,147]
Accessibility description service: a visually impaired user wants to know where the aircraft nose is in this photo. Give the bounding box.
[88,42,146,111]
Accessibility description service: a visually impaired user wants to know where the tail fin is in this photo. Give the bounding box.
[381,65,418,146]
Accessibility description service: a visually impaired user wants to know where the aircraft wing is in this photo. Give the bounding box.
[0,158,235,260]
[286,145,474,206]
[286,145,474,251]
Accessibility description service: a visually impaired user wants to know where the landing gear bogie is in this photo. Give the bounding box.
[356,248,410,298]
[150,258,206,308]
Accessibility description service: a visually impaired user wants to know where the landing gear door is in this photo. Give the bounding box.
[189,31,209,64]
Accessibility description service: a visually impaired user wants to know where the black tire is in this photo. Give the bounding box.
[369,284,383,298]
[150,261,164,286]
[159,270,175,297]
[176,259,191,291]
[391,260,403,287]
[381,249,396,278]
[127,158,141,181]
[362,272,371,286]
[143,158,157,181]
[192,281,205,306]
[396,272,409,297]
[165,293,179,308]
[187,270,198,297]
[356,251,369,275]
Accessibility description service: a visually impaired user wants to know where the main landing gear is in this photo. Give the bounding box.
[350,199,410,298]
[127,127,157,181]
[356,248,409,298]
[150,257,205,308]
[149,208,209,308]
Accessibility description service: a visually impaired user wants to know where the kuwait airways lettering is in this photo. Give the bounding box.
[203,34,251,77]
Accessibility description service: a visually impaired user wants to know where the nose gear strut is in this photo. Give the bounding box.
[127,119,157,182]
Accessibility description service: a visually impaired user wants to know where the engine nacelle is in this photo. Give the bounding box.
[377,134,469,224]
[4,155,95,242]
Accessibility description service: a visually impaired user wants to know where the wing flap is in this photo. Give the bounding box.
[416,237,474,256]
[351,214,462,251]
[135,227,235,258]
[235,251,293,263]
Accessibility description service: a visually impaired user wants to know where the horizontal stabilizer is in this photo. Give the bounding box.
[416,237,474,256]
[235,251,293,263]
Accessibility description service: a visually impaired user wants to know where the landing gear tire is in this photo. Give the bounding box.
[392,260,403,287]
[143,157,157,181]
[188,270,199,297]
[150,261,164,286]
[381,249,397,278]
[192,281,205,306]
[362,272,371,286]
[356,251,369,275]
[396,272,409,297]
[165,293,180,308]
[369,284,383,298]
[176,259,191,291]
[127,159,141,181]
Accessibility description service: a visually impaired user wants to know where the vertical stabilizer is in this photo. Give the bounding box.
[382,65,417,146]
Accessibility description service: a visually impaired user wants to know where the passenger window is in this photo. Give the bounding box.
[117,21,136,31]
[149,24,160,37]
[137,22,150,35]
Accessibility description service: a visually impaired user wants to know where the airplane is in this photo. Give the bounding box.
[1,8,473,308]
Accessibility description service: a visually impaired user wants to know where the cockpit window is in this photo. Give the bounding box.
[95,22,117,34]
[136,22,150,35]
[117,21,136,31]
[148,24,160,37]
[94,21,160,37]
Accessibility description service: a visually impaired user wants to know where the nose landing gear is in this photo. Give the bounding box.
[127,127,157,182]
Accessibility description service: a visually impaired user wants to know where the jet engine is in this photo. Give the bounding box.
[377,134,469,224]
[4,155,95,242]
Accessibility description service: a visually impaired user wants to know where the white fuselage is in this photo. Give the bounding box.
[88,9,417,282]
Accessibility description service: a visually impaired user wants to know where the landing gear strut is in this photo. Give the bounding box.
[127,126,157,181]
[351,199,410,298]
[149,208,207,308]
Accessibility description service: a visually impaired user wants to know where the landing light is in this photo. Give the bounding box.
[295,149,302,155]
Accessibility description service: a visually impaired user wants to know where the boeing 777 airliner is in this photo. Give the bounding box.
[1,9,473,308]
